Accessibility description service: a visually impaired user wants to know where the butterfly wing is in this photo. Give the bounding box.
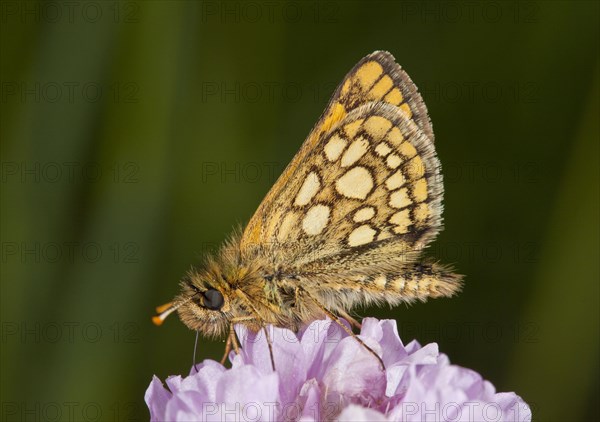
[240,51,434,250]
[238,51,461,311]
[242,100,443,262]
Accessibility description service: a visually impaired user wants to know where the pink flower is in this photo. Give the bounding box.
[146,318,531,421]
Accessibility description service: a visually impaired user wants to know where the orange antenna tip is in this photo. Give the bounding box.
[156,302,174,313]
[152,301,181,326]
[152,295,197,327]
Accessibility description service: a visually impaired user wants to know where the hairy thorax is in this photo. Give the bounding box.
[175,236,315,337]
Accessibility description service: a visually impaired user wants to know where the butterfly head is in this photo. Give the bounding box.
[152,272,233,338]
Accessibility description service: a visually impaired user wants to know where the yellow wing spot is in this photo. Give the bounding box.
[348,224,376,246]
[375,142,392,157]
[386,153,402,169]
[377,229,393,240]
[398,141,417,159]
[393,225,409,234]
[336,167,374,199]
[414,203,430,224]
[412,178,428,202]
[353,207,375,222]
[390,188,412,209]
[384,88,403,105]
[399,103,413,118]
[316,102,347,140]
[390,209,411,234]
[386,171,406,191]
[324,134,347,162]
[277,212,299,242]
[355,61,383,90]
[341,137,369,167]
[369,75,394,99]
[302,205,330,235]
[294,172,321,206]
[364,116,393,139]
[344,119,364,138]
[389,209,411,226]
[406,156,425,179]
[387,127,404,146]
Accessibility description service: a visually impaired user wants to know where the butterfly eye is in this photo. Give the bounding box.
[202,289,224,310]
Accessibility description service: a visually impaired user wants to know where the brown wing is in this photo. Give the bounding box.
[240,51,436,254]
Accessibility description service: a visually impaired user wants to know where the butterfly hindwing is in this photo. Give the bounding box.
[241,51,435,251]
[247,101,443,270]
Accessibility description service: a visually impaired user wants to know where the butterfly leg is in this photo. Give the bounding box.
[338,310,362,330]
[219,331,233,365]
[220,324,241,365]
[262,326,277,372]
[221,319,277,371]
[298,287,385,370]
[220,318,253,365]
[229,323,241,355]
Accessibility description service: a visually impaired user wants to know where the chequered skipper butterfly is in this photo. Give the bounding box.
[153,51,463,369]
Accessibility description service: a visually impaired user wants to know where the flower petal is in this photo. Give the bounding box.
[215,365,280,421]
[321,335,386,404]
[144,376,171,422]
[336,404,388,421]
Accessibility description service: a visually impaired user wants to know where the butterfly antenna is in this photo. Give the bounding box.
[152,296,194,326]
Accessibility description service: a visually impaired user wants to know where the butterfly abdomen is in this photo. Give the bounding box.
[310,261,462,313]
[374,263,463,303]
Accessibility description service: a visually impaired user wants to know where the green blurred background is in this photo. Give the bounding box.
[1,1,598,421]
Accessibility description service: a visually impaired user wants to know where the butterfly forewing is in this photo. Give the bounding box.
[331,51,435,142]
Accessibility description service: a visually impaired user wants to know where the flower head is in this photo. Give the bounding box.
[146,318,531,421]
